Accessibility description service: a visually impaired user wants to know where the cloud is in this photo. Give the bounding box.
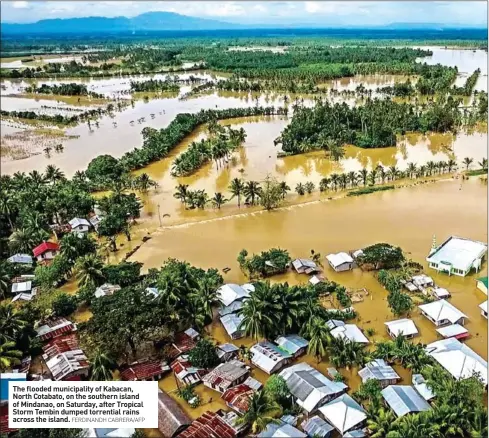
[12,1,29,9]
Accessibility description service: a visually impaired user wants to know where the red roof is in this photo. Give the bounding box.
[43,333,80,360]
[120,359,169,381]
[64,375,82,381]
[0,405,17,434]
[222,384,253,414]
[37,318,75,342]
[33,241,59,257]
[177,411,237,438]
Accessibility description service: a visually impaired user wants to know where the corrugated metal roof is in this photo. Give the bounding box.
[217,284,250,307]
[220,314,244,337]
[381,385,431,417]
[319,394,366,434]
[411,374,435,401]
[250,342,291,374]
[427,236,487,272]
[302,416,334,438]
[358,360,400,383]
[219,300,244,316]
[384,319,418,337]
[419,300,467,324]
[436,324,468,338]
[331,324,369,343]
[275,335,309,355]
[257,421,307,438]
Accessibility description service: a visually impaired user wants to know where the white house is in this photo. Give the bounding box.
[326,252,355,272]
[69,218,91,235]
[217,283,253,307]
[426,236,487,277]
[220,313,245,340]
[318,394,367,435]
[291,258,319,274]
[250,342,291,374]
[479,300,488,319]
[7,254,33,265]
[358,360,401,388]
[419,300,467,327]
[384,319,419,339]
[11,281,32,295]
[329,322,369,344]
[435,324,469,340]
[274,335,309,358]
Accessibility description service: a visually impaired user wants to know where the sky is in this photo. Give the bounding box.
[1,1,487,26]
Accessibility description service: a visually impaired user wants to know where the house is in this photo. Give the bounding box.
[69,217,91,235]
[36,318,76,341]
[302,416,334,438]
[219,300,245,316]
[32,241,59,263]
[412,374,435,402]
[426,338,488,385]
[216,343,240,362]
[177,410,243,438]
[120,359,170,381]
[279,363,347,414]
[12,288,37,303]
[309,275,322,285]
[94,283,121,298]
[1,372,26,436]
[44,350,89,381]
[275,334,309,358]
[7,254,33,265]
[318,394,367,435]
[257,420,307,438]
[170,356,206,386]
[250,342,292,374]
[202,360,249,393]
[419,300,467,327]
[220,313,245,340]
[381,385,431,417]
[411,274,434,289]
[426,236,487,277]
[222,383,254,414]
[86,428,136,437]
[358,360,401,388]
[479,300,488,318]
[326,252,355,272]
[244,376,263,390]
[11,281,32,294]
[157,389,191,438]
[169,328,200,358]
[292,258,319,274]
[432,287,451,299]
[476,276,488,295]
[384,319,419,339]
[217,283,253,307]
[330,322,369,344]
[436,324,469,340]
[88,214,102,230]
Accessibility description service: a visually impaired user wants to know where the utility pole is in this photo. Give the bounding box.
[157,204,162,227]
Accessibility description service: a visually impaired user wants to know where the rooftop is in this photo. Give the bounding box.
[217,283,253,307]
[45,350,89,381]
[250,342,292,373]
[419,300,467,324]
[221,384,254,413]
[36,318,75,341]
[326,252,354,268]
[32,241,59,257]
[11,281,32,294]
[157,389,191,438]
[381,385,431,417]
[427,236,487,271]
[120,359,169,381]
[331,324,369,344]
[479,300,488,313]
[69,217,90,228]
[319,394,367,434]
[302,416,335,438]
[359,359,400,383]
[436,324,469,339]
[202,361,248,391]
[257,420,307,438]
[275,334,309,355]
[478,277,488,287]
[177,410,238,438]
[7,254,32,264]
[384,319,419,337]
[220,313,244,337]
[412,374,435,401]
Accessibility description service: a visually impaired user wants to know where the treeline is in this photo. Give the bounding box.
[452,69,481,96]
[25,83,104,98]
[377,80,415,97]
[129,78,180,93]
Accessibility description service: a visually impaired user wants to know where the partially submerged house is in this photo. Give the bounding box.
[32,241,59,263]
[157,389,191,438]
[419,300,468,327]
[436,324,469,340]
[36,318,76,341]
[426,338,488,385]
[120,359,170,381]
[426,236,487,277]
[318,394,367,436]
[275,334,309,358]
[217,283,253,307]
[302,416,334,438]
[94,283,121,299]
[220,313,245,340]
[292,258,319,275]
[384,319,419,339]
[216,343,240,362]
[279,363,347,414]
[69,217,91,235]
[222,383,255,415]
[329,322,369,344]
[202,360,249,393]
[170,356,206,386]
[326,252,355,272]
[381,385,431,417]
[177,410,243,438]
[358,360,401,388]
[7,254,32,265]
[412,374,435,402]
[479,300,488,319]
[12,288,37,303]
[250,341,292,374]
[476,276,488,295]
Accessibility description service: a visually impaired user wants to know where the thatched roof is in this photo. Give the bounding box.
[158,390,191,438]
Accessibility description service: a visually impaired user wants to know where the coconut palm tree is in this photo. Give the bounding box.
[388,412,431,438]
[8,228,35,254]
[304,181,315,194]
[367,408,397,437]
[328,337,368,370]
[319,177,331,192]
[447,159,457,173]
[304,317,331,363]
[0,304,27,342]
[406,162,417,178]
[133,173,157,193]
[478,158,488,170]
[295,183,305,195]
[347,171,358,187]
[378,166,387,184]
[278,182,290,199]
[195,190,209,209]
[388,165,399,181]
[368,169,378,186]
[190,277,220,323]
[244,181,261,205]
[463,157,474,170]
[0,266,10,301]
[426,161,436,176]
[0,192,15,229]
[0,340,22,371]
[75,254,105,288]
[330,173,340,191]
[211,192,227,209]
[228,178,245,207]
[44,165,65,184]
[173,184,189,206]
[358,168,369,186]
[235,390,282,434]
[89,350,116,381]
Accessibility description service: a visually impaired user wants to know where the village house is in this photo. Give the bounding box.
[169,328,200,358]
[11,280,32,295]
[12,287,37,303]
[177,410,244,438]
[419,300,468,327]
[120,359,170,381]
[279,363,348,414]
[426,236,487,277]
[476,276,488,295]
[217,283,253,316]
[326,252,355,272]
[384,319,419,339]
[381,385,431,417]
[436,324,469,340]
[275,334,309,358]
[32,241,59,263]
[328,321,369,344]
[302,416,335,438]
[202,360,249,393]
[426,338,488,385]
[170,356,206,386]
[358,360,401,388]
[7,253,33,265]
[157,389,191,438]
[94,283,121,298]
[479,300,488,318]
[412,374,435,402]
[244,376,262,390]
[145,287,160,299]
[221,383,255,415]
[69,217,91,235]
[216,343,240,362]
[318,394,367,436]
[257,420,307,438]
[36,317,76,341]
[292,258,319,275]
[88,213,102,231]
[220,313,245,340]
[250,341,292,374]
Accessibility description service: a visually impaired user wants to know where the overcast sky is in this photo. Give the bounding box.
[1,1,487,26]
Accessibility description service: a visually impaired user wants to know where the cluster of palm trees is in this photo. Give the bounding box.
[0,304,26,371]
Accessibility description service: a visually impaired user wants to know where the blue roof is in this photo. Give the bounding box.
[275,335,309,355]
[1,373,27,402]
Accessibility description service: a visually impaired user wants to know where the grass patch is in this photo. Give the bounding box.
[348,185,395,196]
[466,169,487,177]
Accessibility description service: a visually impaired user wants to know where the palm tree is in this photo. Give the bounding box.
[388,412,431,438]
[0,304,27,342]
[44,165,65,184]
[479,158,488,170]
[388,165,399,181]
[447,159,457,173]
[278,182,290,199]
[328,337,368,370]
[173,184,189,206]
[0,340,22,371]
[235,390,282,434]
[0,192,15,229]
[75,254,105,288]
[463,157,474,170]
[228,178,245,207]
[190,277,219,322]
[319,177,331,192]
[244,181,261,205]
[378,166,387,184]
[359,168,369,186]
[367,408,397,437]
[426,161,436,176]
[0,266,10,300]
[406,162,417,178]
[304,181,315,194]
[211,192,227,209]
[305,317,331,363]
[89,350,116,381]
[8,228,35,254]
[295,183,305,195]
[330,173,340,191]
[347,171,358,187]
[133,173,157,193]
[368,169,378,186]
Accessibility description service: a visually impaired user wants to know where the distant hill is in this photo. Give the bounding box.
[1,11,245,34]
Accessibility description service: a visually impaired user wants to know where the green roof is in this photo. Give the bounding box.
[478,277,488,287]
